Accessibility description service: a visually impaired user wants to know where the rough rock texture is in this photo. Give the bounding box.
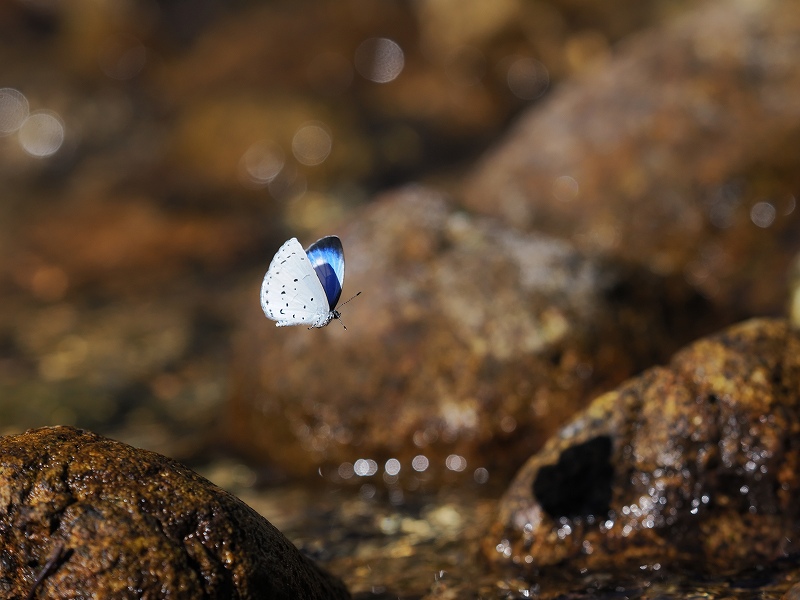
[229,186,720,486]
[484,318,800,574]
[0,426,350,600]
[462,0,800,315]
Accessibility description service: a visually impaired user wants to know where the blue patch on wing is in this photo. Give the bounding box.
[305,235,344,309]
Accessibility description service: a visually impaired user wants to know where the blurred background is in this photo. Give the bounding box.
[2,0,800,596]
[0,0,695,460]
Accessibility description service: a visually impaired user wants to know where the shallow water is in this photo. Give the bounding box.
[199,462,800,599]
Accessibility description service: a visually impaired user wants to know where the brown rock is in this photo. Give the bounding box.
[484,318,800,574]
[784,582,800,600]
[0,426,350,599]
[461,0,800,315]
[229,186,719,487]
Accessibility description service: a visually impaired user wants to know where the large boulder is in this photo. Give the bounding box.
[229,186,720,487]
[0,426,350,599]
[462,0,800,316]
[484,318,800,574]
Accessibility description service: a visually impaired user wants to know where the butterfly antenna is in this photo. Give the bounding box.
[338,291,362,309]
[334,292,361,330]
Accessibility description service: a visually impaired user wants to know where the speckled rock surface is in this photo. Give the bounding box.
[462,0,800,315]
[229,186,719,487]
[484,318,800,574]
[0,426,350,600]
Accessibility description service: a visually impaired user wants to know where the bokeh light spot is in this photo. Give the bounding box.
[360,484,377,499]
[337,462,354,479]
[0,88,29,136]
[506,57,549,100]
[292,122,332,166]
[354,38,404,83]
[18,111,65,157]
[239,140,285,187]
[445,454,467,472]
[783,194,796,215]
[384,458,401,476]
[750,201,776,228]
[389,488,404,505]
[354,458,378,477]
[473,467,489,484]
[411,455,429,472]
[499,415,517,433]
[552,175,580,202]
[707,183,741,229]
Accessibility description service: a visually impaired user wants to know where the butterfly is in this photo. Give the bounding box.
[260,235,360,329]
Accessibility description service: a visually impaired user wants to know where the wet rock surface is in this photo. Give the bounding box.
[0,426,350,599]
[214,477,800,599]
[462,0,800,316]
[230,186,719,486]
[484,318,800,575]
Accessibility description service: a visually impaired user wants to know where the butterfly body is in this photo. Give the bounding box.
[260,236,346,328]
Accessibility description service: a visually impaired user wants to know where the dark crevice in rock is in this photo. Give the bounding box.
[532,435,614,520]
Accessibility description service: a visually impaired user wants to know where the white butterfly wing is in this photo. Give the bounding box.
[260,238,332,327]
